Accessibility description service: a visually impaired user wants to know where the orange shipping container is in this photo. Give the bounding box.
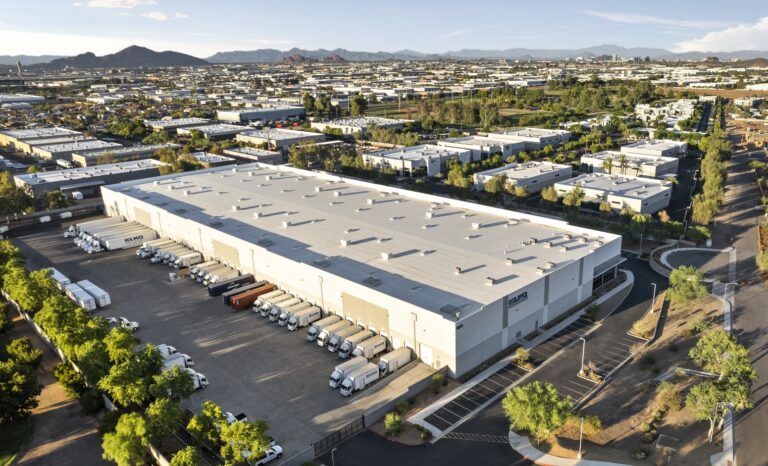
[231,283,276,311]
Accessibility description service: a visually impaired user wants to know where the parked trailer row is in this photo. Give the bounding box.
[64,217,124,238]
[47,267,70,291]
[76,280,111,307]
[73,220,158,253]
[64,283,97,312]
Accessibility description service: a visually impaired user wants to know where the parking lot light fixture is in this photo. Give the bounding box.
[331,447,338,466]
[578,337,586,377]
[651,282,657,312]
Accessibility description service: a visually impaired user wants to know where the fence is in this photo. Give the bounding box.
[2,204,102,237]
[313,415,365,457]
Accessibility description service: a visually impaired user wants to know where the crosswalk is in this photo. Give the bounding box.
[443,432,510,444]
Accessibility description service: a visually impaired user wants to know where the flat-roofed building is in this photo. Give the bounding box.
[488,127,572,151]
[101,162,623,377]
[580,150,679,178]
[223,147,284,165]
[235,128,325,151]
[177,124,249,140]
[554,173,672,214]
[32,139,123,161]
[216,106,305,124]
[363,144,472,176]
[620,140,687,158]
[474,161,572,193]
[311,116,405,135]
[144,117,210,132]
[14,159,165,198]
[15,136,96,154]
[436,136,526,160]
[0,94,45,105]
[72,143,180,167]
[189,152,237,168]
[0,127,82,150]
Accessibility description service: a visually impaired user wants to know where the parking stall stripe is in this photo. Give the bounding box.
[459,395,481,406]
[492,372,516,385]
[567,379,595,390]
[426,414,455,429]
[483,378,507,390]
[559,385,586,396]
[476,382,502,394]
[449,400,473,413]
[437,407,463,421]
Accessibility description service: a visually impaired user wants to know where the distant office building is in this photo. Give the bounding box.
[488,128,572,151]
[0,94,45,105]
[554,173,672,214]
[311,117,405,135]
[436,136,526,161]
[15,136,96,155]
[217,106,305,124]
[144,117,211,132]
[474,161,572,193]
[32,139,123,162]
[235,128,325,151]
[189,152,237,168]
[14,159,166,198]
[176,124,249,140]
[580,150,679,179]
[223,147,284,165]
[363,144,471,177]
[72,143,180,167]
[620,140,687,158]
[0,127,82,150]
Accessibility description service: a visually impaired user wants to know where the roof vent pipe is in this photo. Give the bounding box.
[454,266,462,275]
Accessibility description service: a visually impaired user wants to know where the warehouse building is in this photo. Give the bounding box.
[223,147,284,165]
[474,161,572,193]
[620,140,687,158]
[554,173,672,214]
[101,163,623,378]
[488,128,572,151]
[235,128,325,151]
[15,136,96,155]
[363,144,472,177]
[72,143,180,167]
[216,106,305,124]
[189,152,237,168]
[580,150,679,178]
[0,94,45,105]
[436,136,526,160]
[144,117,211,133]
[15,159,165,199]
[0,127,82,150]
[32,139,123,162]
[311,116,405,135]
[176,124,249,140]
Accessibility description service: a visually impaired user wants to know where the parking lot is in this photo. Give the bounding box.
[13,221,432,462]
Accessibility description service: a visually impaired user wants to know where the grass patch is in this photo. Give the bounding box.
[0,418,33,466]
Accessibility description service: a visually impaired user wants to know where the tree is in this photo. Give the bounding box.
[502,381,573,444]
[562,183,584,208]
[617,153,629,174]
[219,419,271,466]
[98,359,149,407]
[0,172,33,215]
[104,327,139,363]
[302,93,316,114]
[689,329,756,382]
[599,201,613,215]
[658,210,671,223]
[73,339,111,385]
[146,398,183,445]
[6,337,43,368]
[668,266,707,305]
[756,251,768,272]
[350,95,368,116]
[0,304,11,333]
[187,400,225,445]
[540,186,559,205]
[54,362,87,398]
[46,191,70,210]
[101,413,149,466]
[384,411,403,436]
[686,380,751,442]
[170,446,201,466]
[600,155,614,174]
[0,359,41,424]
[479,103,499,129]
[149,366,194,402]
[287,141,317,169]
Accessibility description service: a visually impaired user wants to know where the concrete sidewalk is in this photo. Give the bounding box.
[508,430,631,466]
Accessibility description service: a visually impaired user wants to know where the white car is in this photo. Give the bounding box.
[106,317,140,332]
[225,412,249,424]
[247,445,283,466]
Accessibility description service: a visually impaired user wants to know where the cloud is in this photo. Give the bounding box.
[586,11,731,30]
[674,17,768,52]
[141,11,189,21]
[86,0,156,8]
[435,28,472,40]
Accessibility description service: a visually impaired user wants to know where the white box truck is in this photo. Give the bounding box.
[326,325,363,353]
[352,335,388,359]
[47,267,70,291]
[329,356,368,388]
[185,368,209,390]
[339,362,380,396]
[76,280,111,307]
[277,302,312,327]
[163,353,193,370]
[259,293,294,316]
[287,306,322,331]
[378,347,412,376]
[198,264,229,283]
[306,315,341,341]
[317,320,352,348]
[102,229,158,251]
[268,297,302,321]
[173,252,202,269]
[64,283,96,312]
[252,290,284,312]
[205,269,239,286]
[337,330,374,359]
[156,344,178,358]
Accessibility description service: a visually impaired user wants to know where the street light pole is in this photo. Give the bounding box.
[331,447,338,466]
[579,337,586,376]
[651,282,657,312]
[577,416,584,459]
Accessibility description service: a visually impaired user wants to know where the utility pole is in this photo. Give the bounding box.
[579,337,586,376]
[577,416,584,459]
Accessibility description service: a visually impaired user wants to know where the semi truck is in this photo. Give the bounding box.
[277,301,312,326]
[221,280,267,305]
[287,306,322,331]
[207,274,254,297]
[259,293,294,317]
[151,245,189,264]
[377,347,412,376]
[64,217,123,238]
[339,362,380,396]
[306,314,341,341]
[137,239,176,258]
[316,320,352,348]
[190,261,218,277]
[352,335,388,359]
[47,267,70,291]
[268,297,302,321]
[76,280,111,307]
[327,326,365,353]
[196,264,229,282]
[337,330,375,359]
[185,368,209,390]
[173,252,203,269]
[230,283,275,311]
[252,290,284,312]
[64,283,97,312]
[204,268,239,286]
[100,229,158,251]
[329,356,368,388]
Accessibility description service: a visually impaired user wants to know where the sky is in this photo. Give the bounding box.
[1,0,768,57]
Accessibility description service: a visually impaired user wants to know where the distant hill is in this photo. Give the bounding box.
[322,54,347,63]
[283,54,316,63]
[29,45,208,69]
[0,55,66,66]
[207,47,439,63]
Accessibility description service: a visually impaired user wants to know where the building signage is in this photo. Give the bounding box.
[509,291,528,306]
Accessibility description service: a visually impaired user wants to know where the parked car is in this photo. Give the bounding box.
[106,316,139,332]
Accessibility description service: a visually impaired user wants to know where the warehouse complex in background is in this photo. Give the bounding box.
[311,116,405,135]
[363,144,472,176]
[554,173,673,214]
[488,128,572,150]
[216,105,305,124]
[101,162,623,378]
[580,150,679,178]
[474,161,572,193]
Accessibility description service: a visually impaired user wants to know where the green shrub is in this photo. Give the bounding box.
[0,303,12,333]
[98,409,123,436]
[54,363,87,398]
[584,304,600,322]
[416,424,433,441]
[396,399,410,415]
[384,412,403,436]
[6,337,43,368]
[79,387,104,415]
[431,373,445,394]
[691,318,711,333]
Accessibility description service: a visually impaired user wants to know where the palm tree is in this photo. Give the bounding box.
[618,153,629,175]
[601,155,614,174]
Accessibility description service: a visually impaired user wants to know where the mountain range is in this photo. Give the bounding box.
[3,44,768,69]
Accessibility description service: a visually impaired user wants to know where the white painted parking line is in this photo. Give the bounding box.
[567,379,595,390]
[441,406,463,419]
[493,372,516,385]
[430,412,455,426]
[467,389,491,401]
[621,337,640,344]
[560,385,586,396]
[459,395,481,406]
[449,401,472,414]
[477,382,501,393]
[482,378,506,390]
[606,348,628,357]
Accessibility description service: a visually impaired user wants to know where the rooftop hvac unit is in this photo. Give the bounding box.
[536,267,546,275]
[232,205,240,212]
[546,261,556,269]
[339,239,350,247]
[313,259,330,268]
[485,277,496,286]
[381,252,391,261]
[506,257,517,265]
[471,222,481,230]
[366,198,375,205]
[454,266,463,275]
[425,211,434,219]
[563,233,572,240]
[559,246,568,252]
[363,276,381,287]
[281,221,290,228]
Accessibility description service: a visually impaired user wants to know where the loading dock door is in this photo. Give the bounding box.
[212,239,241,270]
[341,292,389,336]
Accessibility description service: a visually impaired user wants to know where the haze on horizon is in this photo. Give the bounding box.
[1,0,767,57]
